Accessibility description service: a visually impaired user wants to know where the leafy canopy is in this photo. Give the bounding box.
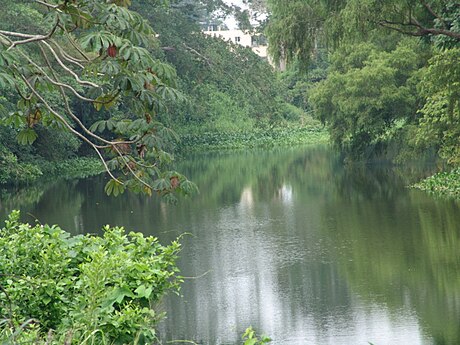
[265,0,460,163]
[266,0,460,65]
[0,0,196,199]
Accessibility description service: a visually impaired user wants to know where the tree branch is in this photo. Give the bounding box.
[379,20,460,40]
[34,0,59,9]
[41,41,99,88]
[182,43,212,66]
[50,39,86,68]
[20,72,122,183]
[0,30,40,39]
[418,0,447,28]
[32,46,148,189]
[2,19,59,50]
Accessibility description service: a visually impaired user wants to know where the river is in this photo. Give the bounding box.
[1,145,459,345]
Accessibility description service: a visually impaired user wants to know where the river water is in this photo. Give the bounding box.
[1,145,459,345]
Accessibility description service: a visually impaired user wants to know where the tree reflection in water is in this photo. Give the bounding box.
[1,146,459,344]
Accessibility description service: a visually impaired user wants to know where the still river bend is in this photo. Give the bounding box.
[1,145,459,345]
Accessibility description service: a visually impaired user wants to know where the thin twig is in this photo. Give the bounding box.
[419,0,447,27]
[181,270,212,280]
[50,39,86,67]
[59,24,92,61]
[34,0,59,9]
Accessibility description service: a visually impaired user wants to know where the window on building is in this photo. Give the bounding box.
[235,36,241,43]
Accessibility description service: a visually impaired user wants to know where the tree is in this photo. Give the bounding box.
[265,0,326,66]
[132,0,289,131]
[0,0,195,199]
[309,40,422,159]
[265,0,460,66]
[415,47,460,164]
[265,0,460,163]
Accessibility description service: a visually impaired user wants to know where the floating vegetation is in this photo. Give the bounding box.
[412,168,460,198]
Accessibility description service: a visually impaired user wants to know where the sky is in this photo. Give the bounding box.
[223,0,248,29]
[223,0,267,29]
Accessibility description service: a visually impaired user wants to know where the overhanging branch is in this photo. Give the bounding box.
[379,19,460,40]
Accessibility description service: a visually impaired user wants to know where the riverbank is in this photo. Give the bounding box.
[412,168,460,198]
[0,125,328,186]
[0,156,103,185]
[176,125,329,152]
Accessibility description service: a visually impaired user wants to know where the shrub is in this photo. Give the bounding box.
[0,145,42,184]
[0,211,181,344]
[177,126,328,152]
[413,168,460,198]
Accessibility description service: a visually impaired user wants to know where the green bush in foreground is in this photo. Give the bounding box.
[412,168,460,198]
[0,211,181,344]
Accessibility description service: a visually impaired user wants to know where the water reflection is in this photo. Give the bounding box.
[1,146,459,344]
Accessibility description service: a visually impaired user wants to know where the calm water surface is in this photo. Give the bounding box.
[1,145,460,345]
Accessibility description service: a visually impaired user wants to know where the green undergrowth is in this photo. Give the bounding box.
[39,157,104,180]
[0,211,181,345]
[412,168,460,198]
[0,156,103,185]
[177,125,329,152]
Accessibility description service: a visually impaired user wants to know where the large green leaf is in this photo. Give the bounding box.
[17,128,38,145]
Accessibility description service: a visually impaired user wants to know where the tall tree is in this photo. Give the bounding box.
[265,0,460,162]
[266,0,460,64]
[0,0,195,198]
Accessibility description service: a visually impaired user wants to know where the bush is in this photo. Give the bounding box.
[0,145,42,184]
[413,168,460,198]
[177,125,328,152]
[0,211,182,344]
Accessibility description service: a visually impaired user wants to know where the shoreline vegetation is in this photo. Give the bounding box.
[0,211,271,345]
[0,156,104,186]
[176,125,329,152]
[412,168,460,199]
[2,126,460,200]
[0,125,329,186]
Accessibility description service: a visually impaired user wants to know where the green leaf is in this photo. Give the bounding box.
[17,128,38,145]
[151,178,170,191]
[102,286,135,307]
[244,339,257,345]
[0,73,16,88]
[134,284,153,299]
[104,179,126,196]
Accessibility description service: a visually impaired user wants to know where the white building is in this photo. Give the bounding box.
[203,27,271,64]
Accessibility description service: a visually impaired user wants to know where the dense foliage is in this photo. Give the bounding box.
[413,168,460,198]
[415,47,460,165]
[265,0,460,168]
[0,0,196,199]
[0,211,181,344]
[178,125,327,151]
[0,0,316,188]
[132,0,305,132]
[309,39,424,159]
